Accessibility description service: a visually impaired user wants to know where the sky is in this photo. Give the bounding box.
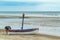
[0,0,60,11]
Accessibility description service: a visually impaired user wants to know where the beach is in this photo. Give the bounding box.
[0,30,60,40]
[0,14,60,40]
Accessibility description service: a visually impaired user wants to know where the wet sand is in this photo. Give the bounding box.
[0,30,60,40]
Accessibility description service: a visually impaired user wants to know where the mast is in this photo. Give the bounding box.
[21,13,24,30]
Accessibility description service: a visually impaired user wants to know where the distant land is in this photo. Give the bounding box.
[0,11,59,18]
[0,11,59,12]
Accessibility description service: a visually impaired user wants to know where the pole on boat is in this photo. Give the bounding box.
[21,13,24,30]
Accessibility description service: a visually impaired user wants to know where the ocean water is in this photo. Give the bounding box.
[0,11,60,15]
[0,11,60,36]
[0,18,60,36]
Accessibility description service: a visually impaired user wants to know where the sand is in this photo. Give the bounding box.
[0,34,60,40]
[0,17,60,40]
[0,30,60,40]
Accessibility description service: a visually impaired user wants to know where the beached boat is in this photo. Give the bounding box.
[5,13,39,34]
[6,28,39,34]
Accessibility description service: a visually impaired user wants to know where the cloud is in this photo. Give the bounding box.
[0,0,21,2]
[0,2,40,6]
[0,0,59,11]
[1,0,60,2]
[0,3,60,11]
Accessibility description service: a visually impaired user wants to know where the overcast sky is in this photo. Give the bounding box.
[0,0,60,11]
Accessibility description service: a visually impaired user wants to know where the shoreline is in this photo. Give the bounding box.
[0,29,60,37]
[0,29,60,40]
[0,16,59,18]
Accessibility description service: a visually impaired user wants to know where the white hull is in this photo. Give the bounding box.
[7,30,38,34]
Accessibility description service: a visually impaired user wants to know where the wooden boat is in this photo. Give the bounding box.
[6,28,38,34]
[5,13,39,34]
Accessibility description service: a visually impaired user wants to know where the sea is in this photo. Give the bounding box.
[0,11,60,36]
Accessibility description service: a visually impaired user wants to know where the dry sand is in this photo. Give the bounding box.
[0,30,60,40]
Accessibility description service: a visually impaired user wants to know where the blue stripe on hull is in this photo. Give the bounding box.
[8,28,39,32]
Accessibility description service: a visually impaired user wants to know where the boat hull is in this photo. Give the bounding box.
[8,30,38,34]
[6,28,39,34]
